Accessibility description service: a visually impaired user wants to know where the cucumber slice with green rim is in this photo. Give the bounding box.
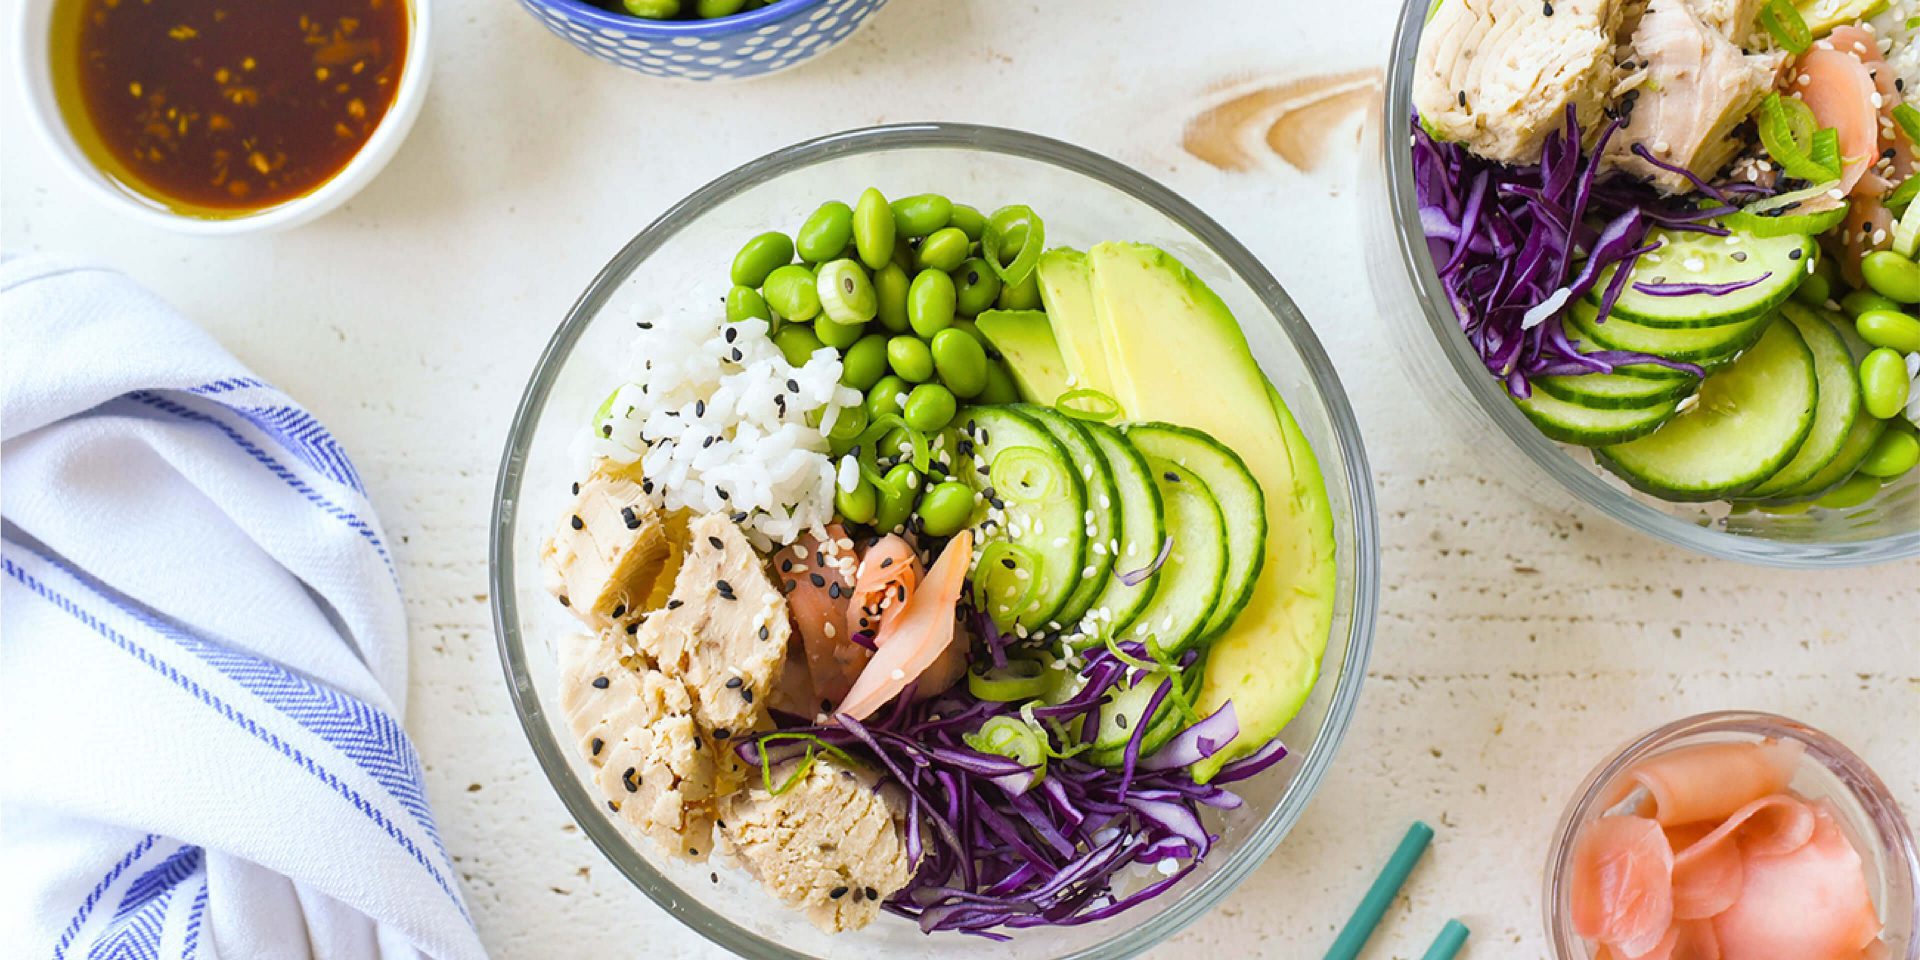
[1534,369,1698,410]
[1015,405,1120,628]
[959,406,1088,634]
[1077,422,1166,638]
[1597,317,1819,501]
[1117,457,1226,655]
[1568,297,1772,367]
[1741,304,1861,499]
[1122,423,1266,641]
[1763,323,1892,502]
[1086,665,1198,768]
[1594,226,1812,329]
[1514,389,1679,446]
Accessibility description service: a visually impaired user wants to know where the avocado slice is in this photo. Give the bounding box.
[975,310,1071,405]
[1085,242,1337,781]
[1035,249,1118,401]
[1795,0,1889,37]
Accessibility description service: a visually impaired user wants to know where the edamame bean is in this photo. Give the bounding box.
[917,481,976,537]
[796,201,854,263]
[931,327,989,398]
[949,204,986,242]
[772,324,826,366]
[1842,290,1902,317]
[1857,309,1920,354]
[867,374,909,420]
[997,270,1041,310]
[726,285,772,324]
[887,336,935,382]
[763,264,820,321]
[816,259,877,324]
[841,334,890,390]
[1862,250,1920,304]
[978,361,1021,404]
[1858,423,1919,478]
[836,476,878,525]
[916,228,971,273]
[853,188,895,271]
[730,231,793,288]
[903,382,958,432]
[695,0,745,16]
[874,463,922,532]
[1860,347,1910,419]
[908,269,957,338]
[953,258,1002,316]
[890,194,953,239]
[874,263,911,333]
[815,315,864,350]
[624,0,681,18]
[1814,472,1881,509]
[826,403,869,457]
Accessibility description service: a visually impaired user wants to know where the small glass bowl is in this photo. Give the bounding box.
[1543,711,1920,959]
[490,123,1381,959]
[1363,0,1920,567]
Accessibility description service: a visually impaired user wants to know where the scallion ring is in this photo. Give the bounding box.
[1757,94,1841,183]
[1055,387,1121,421]
[962,716,1049,783]
[973,541,1042,624]
[967,658,1051,702]
[987,447,1063,502]
[1722,181,1851,237]
[981,205,1046,286]
[1757,0,1810,53]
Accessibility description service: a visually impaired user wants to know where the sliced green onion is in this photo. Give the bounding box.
[974,541,1042,624]
[1100,630,1157,671]
[593,385,626,431]
[988,447,1063,502]
[962,716,1048,783]
[982,205,1046,286]
[854,413,930,473]
[1723,181,1851,237]
[1809,127,1842,180]
[1758,95,1843,183]
[1055,387,1121,422]
[1889,176,1918,218]
[1758,0,1810,53]
[752,733,858,795]
[967,658,1050,702]
[1894,104,1920,148]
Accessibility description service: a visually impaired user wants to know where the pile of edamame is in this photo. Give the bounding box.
[727,188,1045,538]
[1824,251,1920,501]
[611,0,780,20]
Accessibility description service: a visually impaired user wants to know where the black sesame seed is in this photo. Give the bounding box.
[724,327,737,343]
[559,595,571,607]
[759,625,771,640]
[1116,713,1130,730]
[702,436,716,448]
[726,676,743,688]
[636,321,653,330]
[828,582,843,599]
[1542,1,1552,14]
[571,482,580,495]
[864,887,878,901]
[1789,248,1803,260]
[1457,90,1466,107]
[626,622,639,635]
[709,536,725,550]
[695,400,707,417]
[786,379,800,393]
[622,767,640,792]
[608,800,620,813]
[1164,471,1181,482]
[1000,557,1016,570]
[712,728,731,740]
[601,425,612,438]
[730,348,743,362]
[783,580,798,594]
[717,488,730,500]
[622,506,641,530]
[731,511,749,523]
[810,573,826,588]
[591,737,604,756]
[741,688,755,703]
[829,887,848,899]
[592,676,610,689]
[642,479,655,493]
[821,699,834,712]
[667,599,685,610]
[688,847,699,856]
[880,557,894,568]
[853,887,865,902]
[570,515,584,530]
[611,603,626,618]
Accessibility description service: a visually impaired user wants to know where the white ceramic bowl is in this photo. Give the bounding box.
[14,0,433,236]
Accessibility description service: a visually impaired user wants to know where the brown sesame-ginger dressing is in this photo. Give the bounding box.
[52,0,408,216]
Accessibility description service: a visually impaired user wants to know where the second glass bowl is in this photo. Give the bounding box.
[491,123,1380,959]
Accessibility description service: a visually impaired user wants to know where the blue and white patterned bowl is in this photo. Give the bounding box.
[518,0,885,81]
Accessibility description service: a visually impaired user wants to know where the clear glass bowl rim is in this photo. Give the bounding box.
[1378,0,1920,568]
[488,122,1382,959]
[1541,709,1920,959]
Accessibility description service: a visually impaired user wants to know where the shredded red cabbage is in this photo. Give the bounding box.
[1117,536,1174,588]
[737,623,1286,937]
[1631,273,1772,297]
[1413,106,1723,396]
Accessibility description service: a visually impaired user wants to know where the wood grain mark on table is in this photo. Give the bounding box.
[1182,69,1381,173]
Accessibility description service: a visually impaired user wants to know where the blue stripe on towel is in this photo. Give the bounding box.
[4,553,469,923]
[86,844,203,960]
[186,379,366,493]
[179,880,208,960]
[122,392,392,572]
[54,835,159,960]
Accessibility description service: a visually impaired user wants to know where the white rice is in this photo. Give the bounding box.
[587,304,863,550]
[1872,0,1918,97]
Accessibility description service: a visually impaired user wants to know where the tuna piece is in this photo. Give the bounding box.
[542,465,672,631]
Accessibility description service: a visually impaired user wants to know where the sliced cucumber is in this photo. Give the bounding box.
[1017,405,1119,629]
[1764,323,1893,502]
[1117,457,1226,655]
[1534,369,1698,410]
[1086,665,1196,768]
[1568,298,1773,367]
[1122,423,1266,641]
[1078,422,1166,637]
[1742,305,1861,499]
[1597,317,1819,501]
[959,406,1088,634]
[1514,388,1679,446]
[1595,227,1811,329]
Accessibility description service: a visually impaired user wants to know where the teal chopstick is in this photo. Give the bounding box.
[1420,919,1471,960]
[1322,820,1435,960]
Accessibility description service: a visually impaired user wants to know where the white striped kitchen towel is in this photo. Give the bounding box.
[0,256,486,960]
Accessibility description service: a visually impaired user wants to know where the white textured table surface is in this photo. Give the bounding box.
[5,0,1917,956]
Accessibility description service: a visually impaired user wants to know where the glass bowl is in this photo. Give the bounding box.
[1543,711,1920,959]
[490,123,1380,959]
[1363,0,1920,568]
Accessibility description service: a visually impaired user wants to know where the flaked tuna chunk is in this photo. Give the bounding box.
[1414,0,1633,164]
[1601,0,1787,194]
[541,464,672,632]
